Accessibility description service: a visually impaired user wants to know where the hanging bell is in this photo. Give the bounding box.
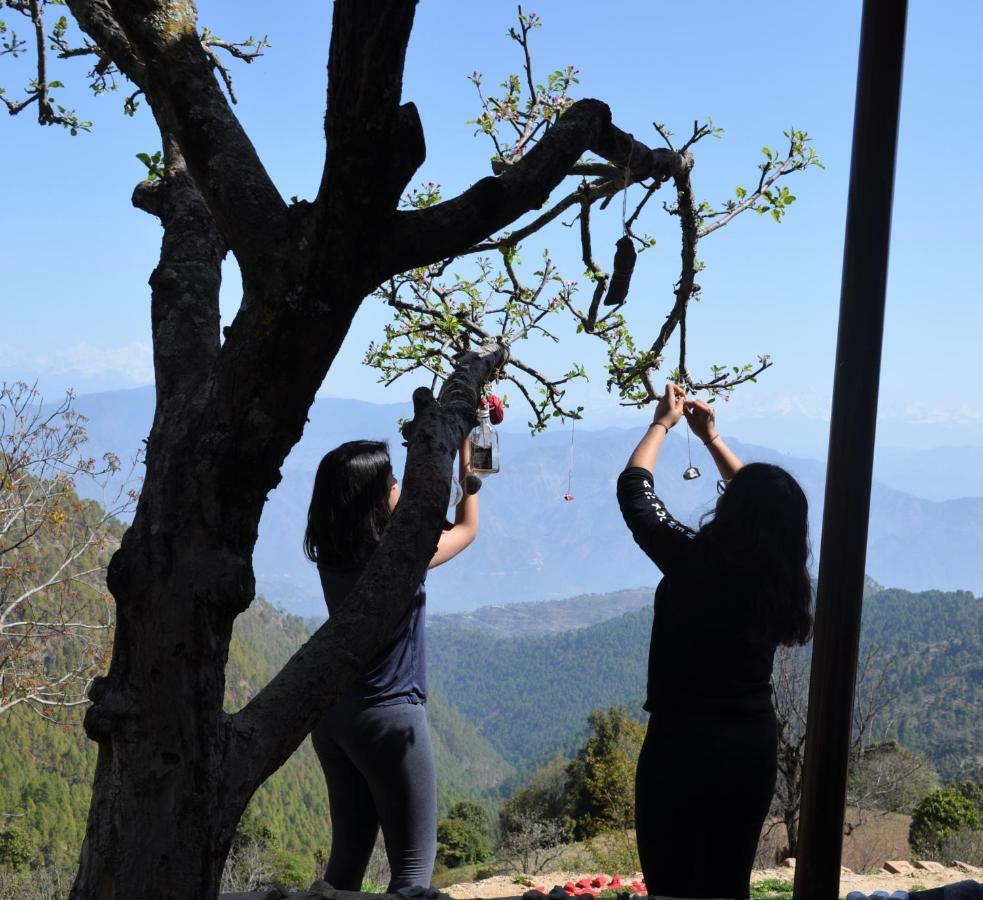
[602,235,637,306]
[683,466,701,480]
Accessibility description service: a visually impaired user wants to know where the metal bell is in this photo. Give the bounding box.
[683,466,701,480]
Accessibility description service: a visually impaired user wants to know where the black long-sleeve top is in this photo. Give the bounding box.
[617,466,776,716]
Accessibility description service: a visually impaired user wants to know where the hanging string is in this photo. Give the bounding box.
[683,413,701,481]
[564,417,576,501]
[603,135,638,307]
[621,138,632,236]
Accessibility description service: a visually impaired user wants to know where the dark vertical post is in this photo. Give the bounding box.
[793,2,908,898]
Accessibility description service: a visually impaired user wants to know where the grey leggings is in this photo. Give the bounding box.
[311,699,437,892]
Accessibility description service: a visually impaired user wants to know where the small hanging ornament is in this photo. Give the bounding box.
[683,418,701,481]
[563,417,576,501]
[482,392,505,425]
[602,236,637,306]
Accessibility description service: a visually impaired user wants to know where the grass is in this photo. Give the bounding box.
[750,879,794,899]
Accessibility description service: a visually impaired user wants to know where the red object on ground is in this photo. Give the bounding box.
[576,878,592,889]
[609,875,623,889]
[563,883,576,893]
[591,876,608,888]
[630,881,644,893]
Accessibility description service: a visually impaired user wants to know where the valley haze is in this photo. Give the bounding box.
[66,386,983,616]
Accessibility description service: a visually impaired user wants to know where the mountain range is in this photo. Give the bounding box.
[65,386,983,615]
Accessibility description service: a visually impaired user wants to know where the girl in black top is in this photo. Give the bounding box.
[304,438,479,891]
[618,385,812,899]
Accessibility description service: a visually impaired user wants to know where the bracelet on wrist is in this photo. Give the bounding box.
[652,421,669,435]
[704,433,721,447]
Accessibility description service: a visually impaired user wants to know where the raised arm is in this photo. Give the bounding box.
[626,383,686,471]
[429,437,479,569]
[683,398,743,481]
[618,384,695,574]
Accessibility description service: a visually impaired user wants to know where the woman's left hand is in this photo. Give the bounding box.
[683,397,717,443]
[653,383,686,431]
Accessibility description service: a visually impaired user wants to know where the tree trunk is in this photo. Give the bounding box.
[69,159,508,893]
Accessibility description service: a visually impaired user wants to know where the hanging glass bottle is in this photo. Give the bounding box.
[468,405,500,475]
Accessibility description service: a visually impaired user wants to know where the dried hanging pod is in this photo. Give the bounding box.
[602,235,637,306]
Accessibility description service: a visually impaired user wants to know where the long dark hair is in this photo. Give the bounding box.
[304,440,393,569]
[697,462,813,646]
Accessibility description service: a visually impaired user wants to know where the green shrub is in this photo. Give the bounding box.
[909,788,982,858]
[0,828,34,872]
[436,800,494,869]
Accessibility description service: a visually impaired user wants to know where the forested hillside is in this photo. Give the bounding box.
[862,589,983,780]
[429,586,982,781]
[429,609,651,774]
[1,597,511,867]
[3,576,977,868]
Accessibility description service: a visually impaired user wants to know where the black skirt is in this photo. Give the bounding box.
[635,703,778,899]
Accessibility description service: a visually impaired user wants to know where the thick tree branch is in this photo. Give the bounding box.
[388,99,681,273]
[318,0,422,221]
[131,137,225,405]
[223,340,508,810]
[648,155,697,366]
[69,0,286,276]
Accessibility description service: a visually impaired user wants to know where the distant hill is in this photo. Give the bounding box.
[428,586,982,782]
[65,387,983,615]
[0,596,510,867]
[430,588,653,637]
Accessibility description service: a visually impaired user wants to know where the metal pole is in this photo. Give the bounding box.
[793,2,907,898]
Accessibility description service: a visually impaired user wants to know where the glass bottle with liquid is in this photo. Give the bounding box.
[468,405,500,475]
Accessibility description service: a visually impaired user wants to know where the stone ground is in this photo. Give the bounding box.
[220,865,980,900]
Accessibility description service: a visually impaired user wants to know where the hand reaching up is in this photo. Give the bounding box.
[653,383,686,431]
[684,397,717,444]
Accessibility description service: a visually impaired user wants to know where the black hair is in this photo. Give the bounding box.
[304,440,393,569]
[696,462,813,646]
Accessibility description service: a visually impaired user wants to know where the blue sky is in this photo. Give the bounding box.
[2,0,981,448]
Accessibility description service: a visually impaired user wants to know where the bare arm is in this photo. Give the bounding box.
[429,438,478,569]
[626,383,686,472]
[683,398,743,480]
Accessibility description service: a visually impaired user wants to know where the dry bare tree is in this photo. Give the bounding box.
[2,3,819,896]
[0,382,133,717]
[769,642,935,861]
